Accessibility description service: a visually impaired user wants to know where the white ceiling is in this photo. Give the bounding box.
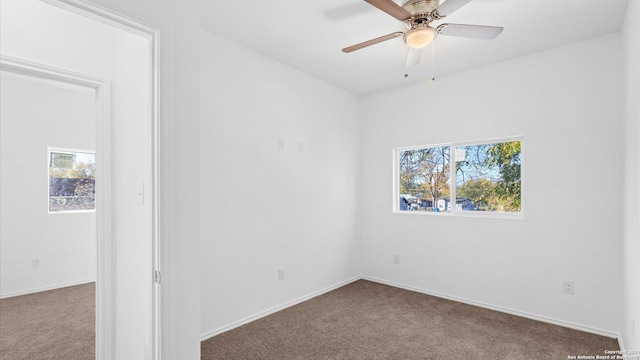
[200,0,630,96]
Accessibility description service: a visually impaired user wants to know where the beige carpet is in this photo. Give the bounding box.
[0,283,95,360]
[202,280,619,360]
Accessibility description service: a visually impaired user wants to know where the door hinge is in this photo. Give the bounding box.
[154,270,161,284]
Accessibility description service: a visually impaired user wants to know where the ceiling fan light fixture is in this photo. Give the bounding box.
[404,26,437,49]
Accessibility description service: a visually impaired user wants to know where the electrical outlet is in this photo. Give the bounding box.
[393,254,400,265]
[278,139,284,151]
[298,141,304,153]
[278,268,285,281]
[563,280,575,295]
[31,258,40,268]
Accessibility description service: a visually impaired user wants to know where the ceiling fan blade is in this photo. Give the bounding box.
[342,32,403,53]
[405,47,422,67]
[437,23,503,40]
[365,0,413,21]
[434,0,473,17]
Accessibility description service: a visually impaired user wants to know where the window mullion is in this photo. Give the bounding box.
[450,145,456,214]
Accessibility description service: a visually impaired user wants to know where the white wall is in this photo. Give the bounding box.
[360,34,625,336]
[199,30,362,337]
[0,0,115,79]
[1,0,154,357]
[622,0,640,351]
[0,72,96,298]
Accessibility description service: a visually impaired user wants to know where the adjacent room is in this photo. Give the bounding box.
[1,0,154,358]
[0,0,638,358]
[0,64,98,359]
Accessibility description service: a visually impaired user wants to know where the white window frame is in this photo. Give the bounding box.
[393,136,524,219]
[47,146,96,214]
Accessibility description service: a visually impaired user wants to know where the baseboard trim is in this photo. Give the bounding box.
[0,279,95,299]
[201,275,622,342]
[362,275,620,340]
[201,276,361,341]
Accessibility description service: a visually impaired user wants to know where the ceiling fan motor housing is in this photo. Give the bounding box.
[403,0,440,18]
[401,0,440,48]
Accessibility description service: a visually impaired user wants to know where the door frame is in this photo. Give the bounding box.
[0,55,117,358]
[2,0,161,358]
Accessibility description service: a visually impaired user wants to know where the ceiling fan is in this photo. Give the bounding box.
[342,0,503,67]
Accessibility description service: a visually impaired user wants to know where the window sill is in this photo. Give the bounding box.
[393,210,524,220]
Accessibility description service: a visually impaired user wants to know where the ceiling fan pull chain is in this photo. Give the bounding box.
[430,38,436,82]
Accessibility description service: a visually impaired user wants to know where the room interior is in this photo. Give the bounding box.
[0,0,638,358]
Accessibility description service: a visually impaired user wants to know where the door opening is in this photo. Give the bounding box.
[0,0,159,358]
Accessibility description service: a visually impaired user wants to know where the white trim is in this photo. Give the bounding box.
[0,56,108,87]
[149,19,162,360]
[40,0,154,39]
[361,275,620,339]
[47,147,95,153]
[0,279,96,299]
[618,337,627,359]
[201,275,622,344]
[96,71,115,360]
[47,209,96,215]
[32,1,162,358]
[200,277,361,342]
[392,208,524,220]
[1,55,114,359]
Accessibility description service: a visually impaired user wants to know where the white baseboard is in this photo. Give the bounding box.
[200,276,361,341]
[201,275,622,343]
[618,337,626,359]
[362,275,620,339]
[0,279,95,299]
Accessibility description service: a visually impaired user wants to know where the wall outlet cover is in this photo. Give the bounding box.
[562,280,575,295]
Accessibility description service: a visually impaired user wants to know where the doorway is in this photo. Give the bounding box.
[0,0,159,358]
[0,61,102,358]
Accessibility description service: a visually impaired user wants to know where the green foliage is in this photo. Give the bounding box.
[484,141,521,211]
[455,140,521,212]
[400,140,520,212]
[49,161,95,179]
[457,178,519,212]
[457,179,494,202]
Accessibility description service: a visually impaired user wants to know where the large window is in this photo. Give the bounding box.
[396,138,522,217]
[48,148,96,213]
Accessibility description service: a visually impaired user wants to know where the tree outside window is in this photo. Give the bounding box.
[456,141,521,212]
[397,138,521,215]
[48,149,95,212]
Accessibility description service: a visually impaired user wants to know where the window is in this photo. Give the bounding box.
[48,148,96,213]
[398,145,451,212]
[395,138,522,217]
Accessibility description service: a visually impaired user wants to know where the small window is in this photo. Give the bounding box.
[395,138,522,217]
[48,148,95,213]
[398,146,451,212]
[455,141,521,213]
